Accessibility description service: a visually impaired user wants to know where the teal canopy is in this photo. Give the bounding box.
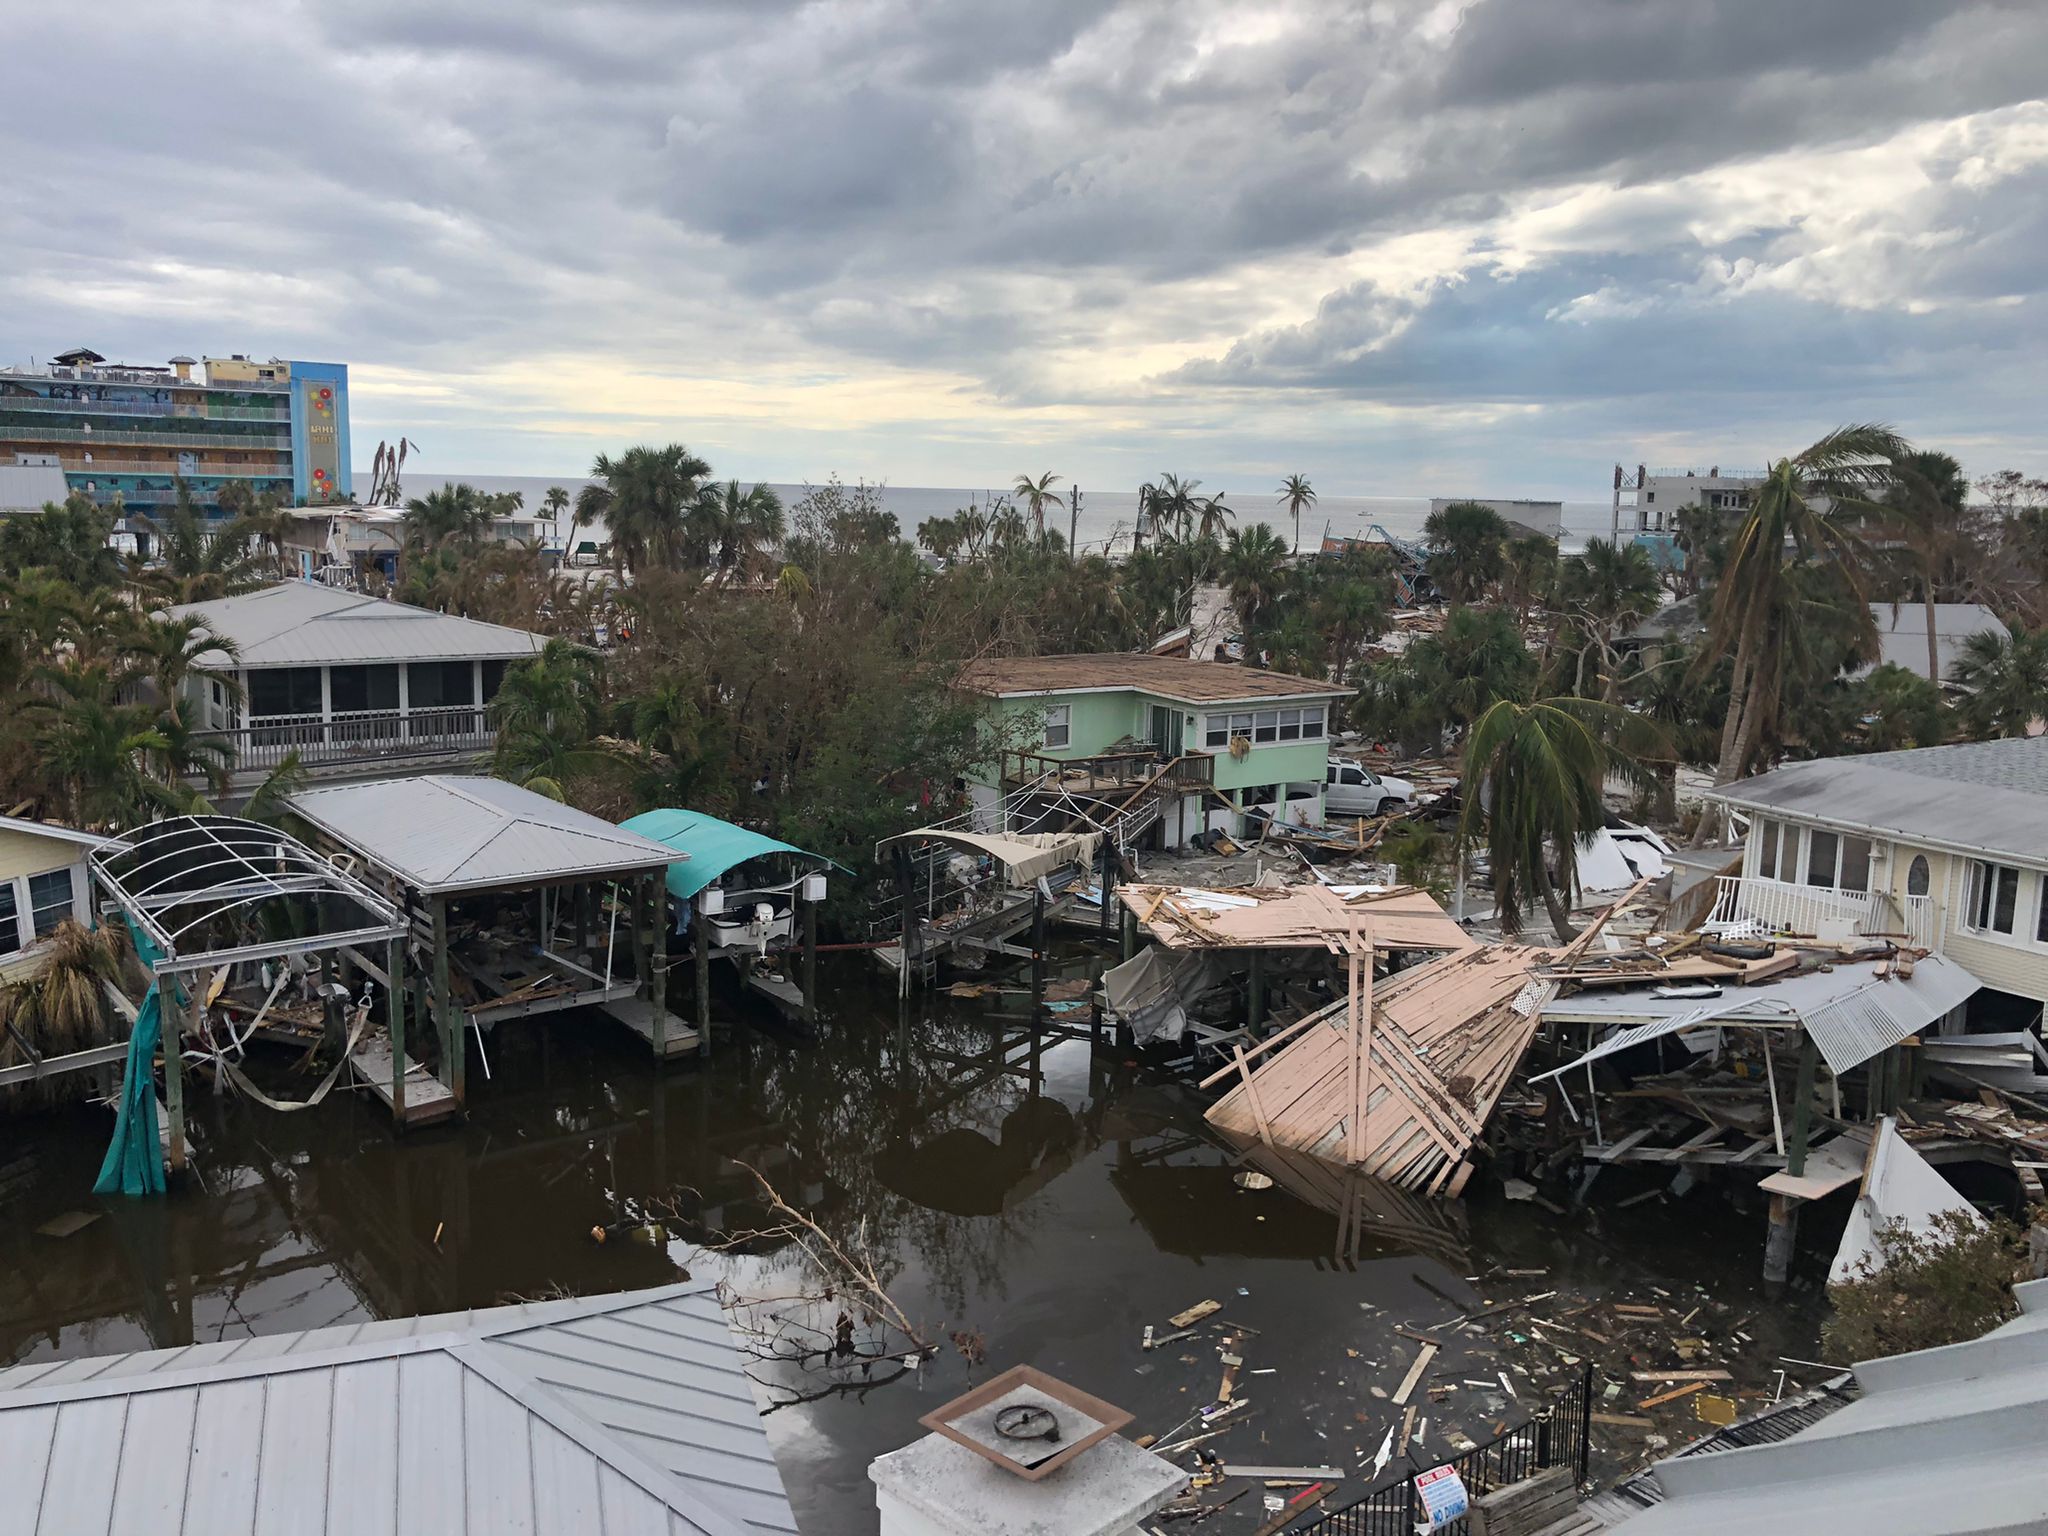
[619,809,844,902]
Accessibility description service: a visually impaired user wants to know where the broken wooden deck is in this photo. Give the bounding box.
[348,1037,459,1128]
[463,952,639,1026]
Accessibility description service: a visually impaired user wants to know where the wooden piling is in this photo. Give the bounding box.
[388,936,406,1125]
[650,875,669,1062]
[163,982,187,1174]
[695,893,711,1059]
[802,891,818,1027]
[432,897,459,1104]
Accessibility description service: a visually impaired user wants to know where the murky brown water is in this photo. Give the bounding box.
[0,953,1832,1533]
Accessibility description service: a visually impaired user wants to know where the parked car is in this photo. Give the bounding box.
[1325,758,1414,816]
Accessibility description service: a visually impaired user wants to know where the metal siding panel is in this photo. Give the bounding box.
[253,1370,332,1536]
[327,1358,401,1536]
[396,1354,467,1536]
[106,1386,196,1535]
[0,1404,58,1536]
[38,1398,125,1535]
[494,1322,752,1402]
[462,1370,537,1536]
[529,1418,604,1536]
[183,1379,266,1536]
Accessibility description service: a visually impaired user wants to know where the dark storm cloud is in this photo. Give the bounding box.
[0,0,2041,483]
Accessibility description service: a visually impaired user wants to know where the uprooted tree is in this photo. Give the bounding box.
[1823,1209,2025,1362]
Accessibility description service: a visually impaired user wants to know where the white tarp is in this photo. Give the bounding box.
[1102,944,1225,1045]
[880,828,1102,884]
[1577,823,1673,895]
[1829,1116,1983,1286]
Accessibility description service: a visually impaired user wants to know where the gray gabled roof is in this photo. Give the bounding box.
[0,461,71,514]
[1608,1277,2048,1534]
[1854,602,2009,682]
[288,776,678,894]
[1707,736,2048,866]
[0,1281,796,1536]
[170,582,546,667]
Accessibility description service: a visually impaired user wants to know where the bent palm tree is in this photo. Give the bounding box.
[1699,425,1905,789]
[1882,449,1971,683]
[1278,473,1316,556]
[1951,629,2048,739]
[1458,696,1661,939]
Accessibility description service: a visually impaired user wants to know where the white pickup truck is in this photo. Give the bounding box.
[1324,758,1415,817]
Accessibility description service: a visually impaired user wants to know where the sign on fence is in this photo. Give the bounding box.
[1413,1464,1470,1530]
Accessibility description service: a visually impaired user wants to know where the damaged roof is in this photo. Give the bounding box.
[1119,883,1476,952]
[959,652,1350,704]
[1708,735,2048,864]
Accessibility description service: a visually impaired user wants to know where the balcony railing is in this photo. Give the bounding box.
[1707,874,1939,949]
[199,706,493,774]
[42,457,290,477]
[1,425,292,448]
[0,396,290,421]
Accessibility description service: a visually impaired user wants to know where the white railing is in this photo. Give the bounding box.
[0,396,290,421]
[41,457,288,476]
[1707,874,1939,949]
[4,425,291,448]
[198,706,493,774]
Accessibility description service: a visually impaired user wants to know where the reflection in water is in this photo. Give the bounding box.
[0,956,1823,1536]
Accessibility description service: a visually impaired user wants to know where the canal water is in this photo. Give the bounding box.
[0,956,1831,1534]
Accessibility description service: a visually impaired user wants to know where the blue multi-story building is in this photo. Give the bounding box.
[0,346,352,517]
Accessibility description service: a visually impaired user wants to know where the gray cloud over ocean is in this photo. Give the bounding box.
[1,0,2042,495]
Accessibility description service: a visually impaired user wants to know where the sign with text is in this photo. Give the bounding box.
[1414,1464,1470,1530]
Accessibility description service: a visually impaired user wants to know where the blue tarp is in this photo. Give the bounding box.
[619,809,844,902]
[93,919,169,1198]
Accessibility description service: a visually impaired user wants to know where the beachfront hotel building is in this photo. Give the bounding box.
[0,346,352,518]
[1609,461,1766,566]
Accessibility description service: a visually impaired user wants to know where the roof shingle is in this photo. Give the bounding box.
[959,652,1347,704]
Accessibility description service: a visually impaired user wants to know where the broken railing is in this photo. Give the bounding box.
[1287,1362,1593,1536]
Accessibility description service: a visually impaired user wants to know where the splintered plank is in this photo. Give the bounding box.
[1392,1341,1440,1406]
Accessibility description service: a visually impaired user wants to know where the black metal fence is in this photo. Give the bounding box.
[1288,1362,1594,1536]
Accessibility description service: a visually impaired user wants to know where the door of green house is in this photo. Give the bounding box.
[1149,706,1184,757]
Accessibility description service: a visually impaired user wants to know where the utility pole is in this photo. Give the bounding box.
[1069,484,1081,561]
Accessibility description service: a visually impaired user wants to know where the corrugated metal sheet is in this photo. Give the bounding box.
[0,1281,793,1536]
[1540,954,1980,1076]
[288,776,677,893]
[0,462,70,513]
[1608,1278,2048,1534]
[171,582,547,666]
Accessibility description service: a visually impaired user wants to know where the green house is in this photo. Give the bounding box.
[960,653,1353,845]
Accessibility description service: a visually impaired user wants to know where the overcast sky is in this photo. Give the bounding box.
[4,0,2044,498]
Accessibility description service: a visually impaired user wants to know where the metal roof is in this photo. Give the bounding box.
[1854,602,2009,682]
[0,814,109,850]
[621,808,844,901]
[1538,954,1979,1076]
[170,582,547,667]
[1707,736,2048,866]
[0,461,72,513]
[289,776,679,895]
[0,1280,795,1536]
[1608,1277,2048,1534]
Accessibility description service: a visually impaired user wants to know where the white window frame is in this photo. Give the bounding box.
[1799,827,1871,894]
[1041,703,1071,751]
[1209,704,1328,750]
[0,881,20,958]
[1965,859,2021,937]
[1,863,84,955]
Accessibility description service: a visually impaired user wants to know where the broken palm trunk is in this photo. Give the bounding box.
[1203,943,1561,1196]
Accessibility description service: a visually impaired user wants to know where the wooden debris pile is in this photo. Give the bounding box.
[1204,943,1563,1195]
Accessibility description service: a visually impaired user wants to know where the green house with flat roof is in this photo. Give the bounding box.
[959,653,1353,845]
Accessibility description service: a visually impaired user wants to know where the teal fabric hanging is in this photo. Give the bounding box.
[93,920,169,1198]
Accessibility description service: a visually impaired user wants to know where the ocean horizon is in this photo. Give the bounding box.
[387,472,1619,553]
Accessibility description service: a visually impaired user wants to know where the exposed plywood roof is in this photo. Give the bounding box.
[0,1281,795,1536]
[959,652,1349,704]
[171,582,547,668]
[1119,882,1476,953]
[289,776,677,894]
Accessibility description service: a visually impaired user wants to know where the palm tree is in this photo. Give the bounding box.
[27,659,174,828]
[542,485,570,523]
[1220,523,1289,657]
[0,920,134,1071]
[1195,493,1235,543]
[1699,425,1906,788]
[1012,473,1064,540]
[488,638,608,787]
[1559,538,1661,700]
[130,614,239,710]
[135,481,269,603]
[581,445,714,574]
[1951,629,2048,739]
[696,480,786,579]
[1882,449,1971,683]
[402,483,494,551]
[917,515,967,564]
[1422,501,1511,604]
[1278,473,1316,556]
[1458,696,1661,939]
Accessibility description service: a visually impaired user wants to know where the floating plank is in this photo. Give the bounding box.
[1591,1413,1655,1429]
[1169,1299,1223,1329]
[1220,1465,1344,1481]
[1392,1341,1440,1406]
[348,1039,457,1129]
[1630,1370,1732,1383]
[597,996,703,1058]
[1638,1381,1707,1410]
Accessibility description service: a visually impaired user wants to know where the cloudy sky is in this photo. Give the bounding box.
[4,0,2044,499]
